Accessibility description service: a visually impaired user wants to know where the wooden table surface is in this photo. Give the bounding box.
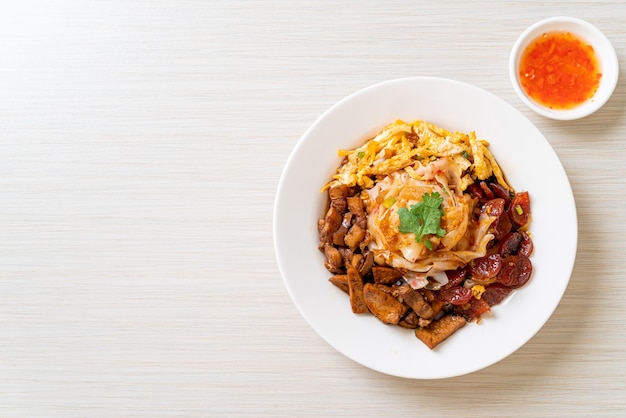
[2,1,625,416]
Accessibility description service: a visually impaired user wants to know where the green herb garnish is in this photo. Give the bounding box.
[397,192,446,250]
[462,151,470,159]
[357,151,365,158]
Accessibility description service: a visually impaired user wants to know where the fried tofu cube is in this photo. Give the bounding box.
[371,266,403,284]
[363,283,407,324]
[415,315,467,349]
[347,266,368,314]
[328,274,349,294]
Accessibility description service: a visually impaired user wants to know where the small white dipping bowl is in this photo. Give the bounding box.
[509,17,619,120]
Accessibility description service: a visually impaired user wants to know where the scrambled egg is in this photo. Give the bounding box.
[472,285,486,299]
[323,120,510,193]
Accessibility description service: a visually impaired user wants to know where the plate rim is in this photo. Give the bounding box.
[273,76,578,379]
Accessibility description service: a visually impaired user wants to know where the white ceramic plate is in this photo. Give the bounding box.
[273,77,577,379]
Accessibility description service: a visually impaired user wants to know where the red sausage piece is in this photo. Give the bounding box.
[497,254,533,288]
[440,286,473,306]
[468,254,502,282]
[508,191,531,228]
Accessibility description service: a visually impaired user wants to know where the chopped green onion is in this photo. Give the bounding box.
[462,151,470,159]
[357,151,365,158]
[382,196,396,208]
[515,205,523,215]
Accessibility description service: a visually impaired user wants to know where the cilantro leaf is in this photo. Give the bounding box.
[397,192,446,250]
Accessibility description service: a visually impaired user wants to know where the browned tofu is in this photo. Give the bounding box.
[347,266,368,314]
[363,283,407,324]
[328,274,349,294]
[415,315,467,350]
[372,266,403,284]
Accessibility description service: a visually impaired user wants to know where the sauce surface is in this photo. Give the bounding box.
[519,31,602,109]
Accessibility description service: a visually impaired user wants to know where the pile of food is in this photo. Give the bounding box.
[318,120,533,349]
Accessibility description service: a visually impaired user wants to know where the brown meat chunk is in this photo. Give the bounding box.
[358,251,374,276]
[421,288,436,302]
[319,206,342,249]
[329,184,349,213]
[398,310,420,329]
[324,206,342,231]
[372,266,403,284]
[346,195,365,216]
[347,196,367,229]
[396,284,434,319]
[418,317,432,328]
[430,299,446,318]
[347,266,368,314]
[420,289,445,317]
[338,247,354,265]
[323,244,343,273]
[341,212,353,228]
[332,225,348,246]
[328,274,349,294]
[349,253,363,270]
[344,224,366,251]
[415,315,467,350]
[363,283,407,324]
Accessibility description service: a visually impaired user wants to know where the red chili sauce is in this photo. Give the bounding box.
[519,31,602,109]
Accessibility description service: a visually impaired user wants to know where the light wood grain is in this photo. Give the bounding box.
[1,0,626,416]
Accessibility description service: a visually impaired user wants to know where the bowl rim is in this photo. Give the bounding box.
[509,16,619,120]
[273,76,578,379]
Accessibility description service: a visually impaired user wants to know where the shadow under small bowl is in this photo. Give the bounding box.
[509,17,619,120]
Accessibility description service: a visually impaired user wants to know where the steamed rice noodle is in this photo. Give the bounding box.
[322,120,512,290]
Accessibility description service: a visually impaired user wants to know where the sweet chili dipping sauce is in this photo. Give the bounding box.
[519,31,602,109]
